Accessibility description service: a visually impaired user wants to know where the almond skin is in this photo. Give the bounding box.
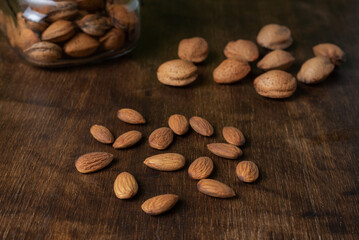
[114,172,138,199]
[75,152,113,173]
[178,37,209,63]
[90,124,114,144]
[224,39,259,62]
[144,153,185,171]
[189,116,214,137]
[117,108,146,124]
[257,24,293,50]
[253,70,297,98]
[213,59,251,84]
[113,130,142,149]
[222,127,245,146]
[168,114,189,135]
[148,127,174,150]
[141,194,179,215]
[313,43,345,66]
[257,50,295,71]
[157,59,198,86]
[41,20,75,42]
[188,157,214,180]
[207,143,242,159]
[236,161,259,183]
[197,179,235,198]
[297,56,335,84]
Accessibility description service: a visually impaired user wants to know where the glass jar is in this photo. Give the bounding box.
[0,0,140,67]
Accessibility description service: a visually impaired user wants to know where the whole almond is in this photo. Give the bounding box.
[117,108,146,124]
[213,59,251,84]
[313,43,345,66]
[207,143,242,159]
[297,56,334,84]
[144,153,185,171]
[24,41,62,62]
[168,114,189,135]
[236,161,259,183]
[222,126,245,146]
[224,39,259,62]
[141,194,179,215]
[257,50,295,71]
[100,28,126,51]
[189,116,214,137]
[90,124,114,144]
[157,59,198,86]
[178,37,209,63]
[114,172,138,199]
[148,127,174,150]
[253,70,297,98]
[45,1,79,22]
[113,130,142,149]
[77,14,111,37]
[108,4,138,31]
[75,152,113,173]
[188,157,214,180]
[42,20,75,42]
[64,33,100,57]
[197,179,235,198]
[76,0,104,11]
[257,24,293,50]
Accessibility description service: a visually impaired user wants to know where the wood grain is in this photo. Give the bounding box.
[0,0,358,239]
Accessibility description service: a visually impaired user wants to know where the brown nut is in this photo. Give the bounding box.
[19,12,48,33]
[99,28,126,50]
[224,39,259,62]
[148,127,174,150]
[168,114,189,135]
[108,4,138,31]
[76,0,104,11]
[257,50,295,70]
[222,126,245,146]
[77,14,112,37]
[45,1,79,22]
[236,161,259,183]
[157,59,198,86]
[313,43,345,66]
[213,59,251,84]
[188,157,214,180]
[178,37,209,63]
[64,33,100,57]
[254,70,297,98]
[16,28,40,50]
[297,56,335,84]
[42,20,75,42]
[24,41,62,62]
[257,24,293,50]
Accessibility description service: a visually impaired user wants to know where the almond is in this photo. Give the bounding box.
[313,43,345,66]
[117,108,146,124]
[77,14,111,37]
[188,157,213,180]
[108,4,138,31]
[189,116,214,137]
[222,126,245,146]
[213,59,251,84]
[257,24,293,50]
[297,56,335,84]
[64,33,100,57]
[157,59,198,87]
[224,39,259,62]
[236,161,259,183]
[113,130,142,149]
[148,127,173,150]
[24,41,62,62]
[45,1,79,22]
[257,50,295,71]
[100,28,126,51]
[207,143,242,159]
[144,153,185,171]
[75,152,113,173]
[90,124,114,144]
[197,179,235,198]
[42,20,75,42]
[16,28,40,50]
[168,114,189,135]
[114,172,138,199]
[141,194,179,215]
[178,37,209,63]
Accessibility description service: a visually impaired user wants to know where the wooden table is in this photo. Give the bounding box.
[0,0,358,239]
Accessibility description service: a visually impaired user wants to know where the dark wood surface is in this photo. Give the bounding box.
[1,0,358,239]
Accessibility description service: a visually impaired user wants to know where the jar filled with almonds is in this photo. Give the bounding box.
[0,0,140,67]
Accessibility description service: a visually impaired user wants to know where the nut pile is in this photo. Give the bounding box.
[156,23,346,99]
[11,0,139,64]
[75,108,260,215]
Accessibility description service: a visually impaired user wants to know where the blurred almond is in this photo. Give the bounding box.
[42,20,75,42]
[77,14,111,37]
[236,161,259,183]
[45,1,79,22]
[117,108,146,124]
[224,39,259,62]
[168,114,189,135]
[313,43,345,66]
[257,23,293,50]
[113,130,142,149]
[157,59,198,86]
[213,59,251,84]
[144,153,185,171]
[257,50,295,71]
[178,37,209,63]
[64,33,99,57]
[75,152,113,173]
[24,41,62,62]
[222,127,245,146]
[100,28,126,51]
[148,127,173,150]
[76,0,104,11]
[141,194,179,215]
[197,179,235,198]
[90,124,114,144]
[189,116,214,137]
[188,157,213,180]
[207,143,242,159]
[297,56,334,84]
[114,172,138,199]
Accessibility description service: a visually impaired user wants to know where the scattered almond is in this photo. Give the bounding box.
[257,50,295,71]
[207,143,242,159]
[90,124,114,144]
[189,116,214,137]
[141,194,179,215]
[213,59,251,84]
[148,127,174,150]
[313,43,345,66]
[157,59,198,87]
[224,39,259,62]
[117,108,146,124]
[222,126,245,146]
[144,153,185,171]
[197,179,235,198]
[114,172,138,199]
[257,24,293,50]
[236,161,259,183]
[113,130,142,149]
[297,56,335,84]
[178,37,209,63]
[188,157,214,180]
[168,114,189,135]
[75,152,113,173]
